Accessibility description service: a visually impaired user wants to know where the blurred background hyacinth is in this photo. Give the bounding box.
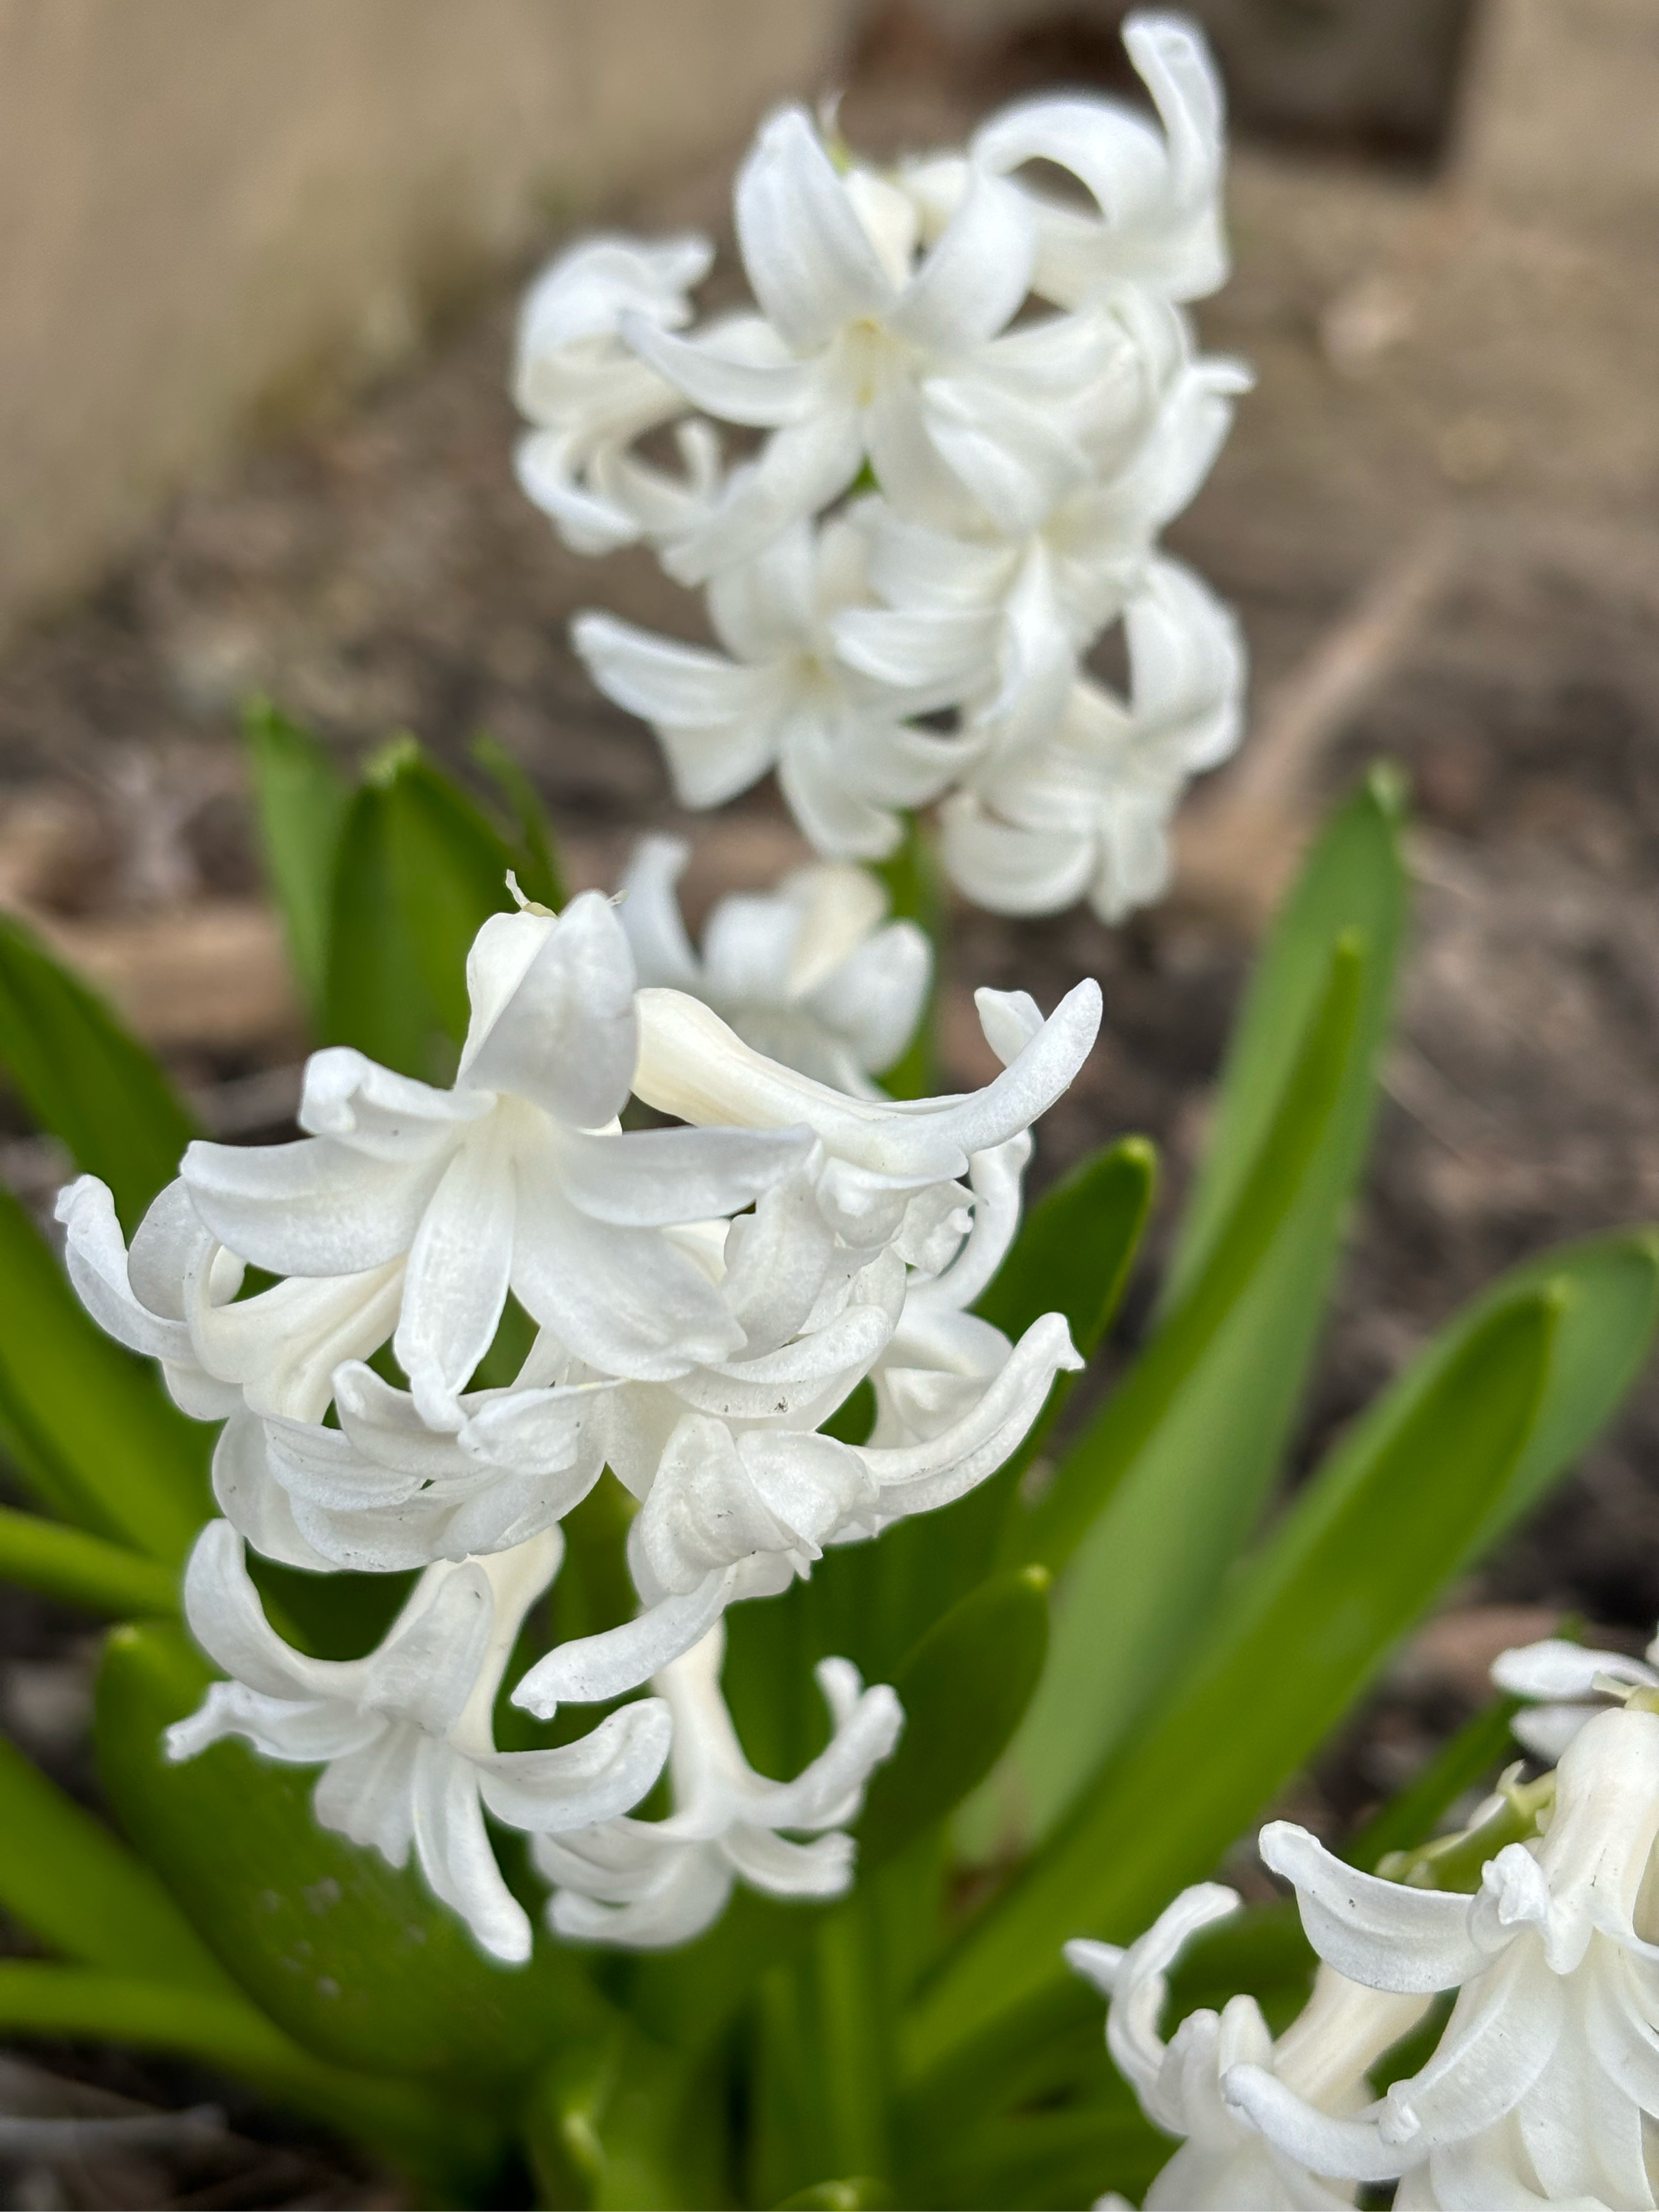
[0,4,1657,2210]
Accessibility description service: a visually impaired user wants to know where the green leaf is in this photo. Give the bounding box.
[976,1137,1157,1358]
[323,741,519,1082]
[96,1619,613,2092]
[0,1733,229,1987]
[0,1185,209,1558]
[1347,1694,1524,1874]
[242,698,352,1021]
[1001,775,1409,1830]
[0,912,197,1234]
[0,1963,500,2195]
[776,2182,891,2210]
[0,1507,178,1616]
[859,1568,1050,1868]
[906,1285,1559,2076]
[472,732,567,910]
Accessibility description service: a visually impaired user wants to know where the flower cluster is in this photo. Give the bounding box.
[63,884,1097,1961]
[514,11,1248,924]
[1078,1624,1659,2207]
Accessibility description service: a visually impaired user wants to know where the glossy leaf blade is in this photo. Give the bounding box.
[472,733,567,911]
[1008,935,1373,1826]
[243,698,351,1020]
[908,1286,1559,2073]
[0,1733,229,1988]
[859,1568,1050,1867]
[0,1507,178,1616]
[0,1185,209,1558]
[96,1619,612,2090]
[0,912,196,1233]
[977,1136,1156,1359]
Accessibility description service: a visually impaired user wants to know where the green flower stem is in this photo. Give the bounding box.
[0,1508,178,1617]
[875,813,942,1101]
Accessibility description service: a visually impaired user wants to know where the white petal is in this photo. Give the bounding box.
[55,1177,196,1367]
[1491,1638,1656,1704]
[888,163,1033,352]
[1259,1822,1491,1995]
[181,1130,449,1279]
[573,609,780,723]
[941,790,1099,917]
[525,1578,740,1717]
[408,1735,532,1963]
[392,1134,516,1428]
[459,895,638,1128]
[615,836,700,991]
[734,106,892,352]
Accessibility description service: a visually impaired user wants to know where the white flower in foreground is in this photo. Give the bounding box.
[512,980,1095,1705]
[615,834,930,1092]
[940,559,1244,921]
[513,233,718,556]
[534,1620,900,1947]
[1230,1705,1659,2208]
[168,1522,671,1963]
[971,12,1230,310]
[1069,1884,1428,2210]
[177,893,809,1424]
[1491,1622,1659,1762]
[620,109,1039,578]
[575,520,975,858]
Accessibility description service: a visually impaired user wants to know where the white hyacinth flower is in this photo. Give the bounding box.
[512,980,1095,1705]
[534,1620,901,1948]
[615,834,930,1093]
[574,519,975,858]
[513,232,718,557]
[1491,1622,1659,1762]
[176,892,809,1425]
[168,1522,671,1964]
[1229,1704,1659,2207]
[940,559,1245,921]
[971,12,1230,310]
[1068,1884,1428,2210]
[620,109,1039,580]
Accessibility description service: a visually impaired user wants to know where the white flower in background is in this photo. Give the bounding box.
[168,1522,671,1964]
[178,893,809,1424]
[575,520,975,859]
[1229,1704,1659,2208]
[941,559,1245,921]
[1491,1621,1659,1761]
[534,1620,900,1947]
[620,109,1039,579]
[615,834,930,1092]
[513,233,718,557]
[971,12,1230,309]
[1068,1884,1428,2210]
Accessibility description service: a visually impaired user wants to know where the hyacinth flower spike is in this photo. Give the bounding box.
[1069,1884,1428,2210]
[168,1522,671,1964]
[1228,1704,1659,2207]
[535,1620,901,1948]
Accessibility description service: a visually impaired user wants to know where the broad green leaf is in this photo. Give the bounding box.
[1347,1694,1523,1874]
[0,1185,209,1557]
[874,818,941,1100]
[0,1507,177,1616]
[323,740,518,1082]
[0,1733,229,1987]
[859,1568,1050,1867]
[1165,763,1408,1307]
[776,2182,891,2210]
[902,2098,1163,2212]
[0,1962,499,2195]
[96,1619,613,2092]
[906,1286,1558,2075]
[0,912,196,1233]
[242,697,351,1020]
[1008,934,1372,1826]
[472,732,567,910]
